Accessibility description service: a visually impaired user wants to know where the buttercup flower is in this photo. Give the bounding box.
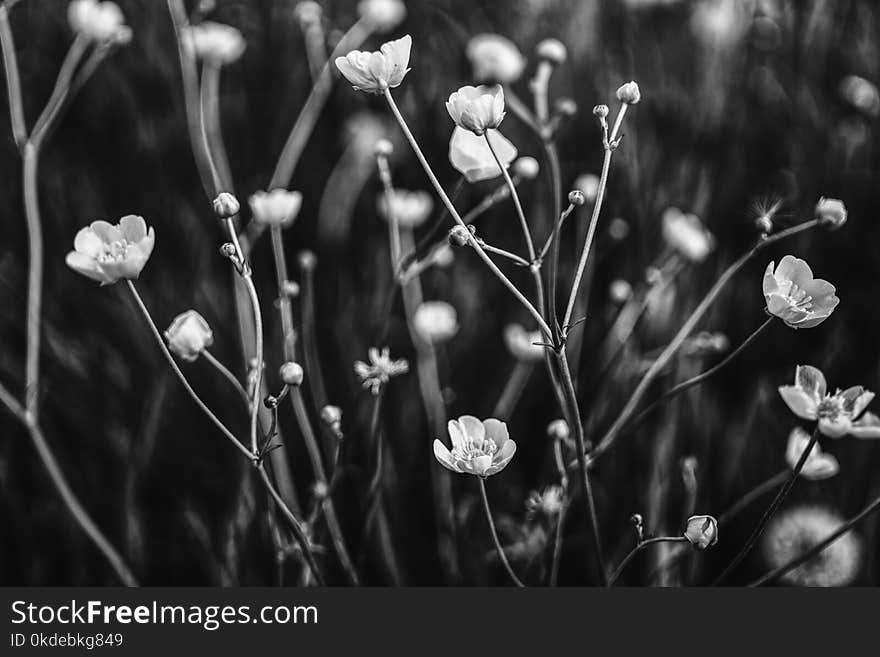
[249,189,303,227]
[526,486,564,519]
[503,323,545,362]
[763,255,839,329]
[466,34,526,84]
[815,197,847,231]
[377,189,433,228]
[661,207,714,262]
[778,365,880,439]
[684,515,718,549]
[785,427,839,480]
[182,22,246,65]
[449,127,517,182]
[68,0,131,44]
[446,85,506,136]
[354,347,409,394]
[164,310,213,362]
[66,215,155,285]
[357,0,406,32]
[433,415,516,477]
[616,80,641,105]
[335,34,411,94]
[413,301,459,344]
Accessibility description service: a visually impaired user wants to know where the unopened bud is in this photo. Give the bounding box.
[264,395,279,409]
[448,224,474,247]
[279,361,304,386]
[298,250,317,271]
[320,404,342,426]
[213,192,240,219]
[616,81,641,105]
[568,190,586,206]
[312,480,329,499]
[512,156,540,180]
[536,38,567,65]
[220,242,237,259]
[593,104,609,119]
[546,419,569,441]
[815,197,847,230]
[294,1,322,26]
[375,138,394,158]
[554,97,577,117]
[281,280,300,298]
[684,515,718,550]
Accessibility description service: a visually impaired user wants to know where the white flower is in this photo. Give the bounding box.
[785,427,839,481]
[661,207,714,262]
[526,486,564,518]
[503,323,544,362]
[335,34,411,94]
[684,515,718,549]
[354,347,409,394]
[378,189,433,228]
[839,75,880,117]
[357,0,406,32]
[616,80,641,105]
[815,197,848,231]
[68,0,130,44]
[465,34,526,83]
[249,189,303,227]
[182,22,246,66]
[446,84,506,135]
[763,256,839,329]
[449,126,517,183]
[433,415,516,477]
[164,310,214,362]
[66,215,155,285]
[535,38,566,64]
[412,301,458,344]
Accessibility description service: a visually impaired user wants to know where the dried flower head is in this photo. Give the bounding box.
[465,33,526,84]
[249,189,303,227]
[164,310,214,361]
[449,126,517,182]
[354,347,409,394]
[66,215,155,285]
[413,301,459,344]
[335,34,412,94]
[446,84,506,136]
[448,224,474,247]
[378,189,434,228]
[763,256,839,329]
[503,323,545,362]
[433,415,516,477]
[182,22,246,65]
[68,0,131,44]
[785,427,839,480]
[684,514,718,549]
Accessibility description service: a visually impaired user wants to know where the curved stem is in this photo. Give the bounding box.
[478,477,524,587]
[484,132,537,262]
[712,425,819,585]
[202,349,250,408]
[718,469,789,527]
[609,536,688,586]
[0,4,26,148]
[241,272,264,455]
[549,438,569,586]
[29,34,88,147]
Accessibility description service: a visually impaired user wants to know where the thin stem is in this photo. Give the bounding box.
[126,281,254,462]
[202,349,250,408]
[627,317,774,432]
[718,469,789,526]
[478,477,525,587]
[241,271,264,456]
[383,89,552,339]
[609,536,688,586]
[549,438,569,586]
[29,34,89,147]
[484,132,537,262]
[300,263,329,411]
[544,140,563,340]
[537,202,576,263]
[0,4,26,148]
[480,243,531,268]
[503,86,540,134]
[589,219,821,465]
[748,493,880,587]
[713,425,820,585]
[22,142,41,414]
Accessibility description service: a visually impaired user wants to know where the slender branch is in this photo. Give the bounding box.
[200,61,233,190]
[478,477,525,587]
[609,536,688,586]
[537,201,576,263]
[30,34,89,147]
[718,469,789,526]
[0,4,26,148]
[543,140,563,340]
[21,143,41,414]
[241,270,264,455]
[202,349,250,408]
[480,242,530,267]
[484,132,537,261]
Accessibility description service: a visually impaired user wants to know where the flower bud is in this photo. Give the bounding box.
[220,243,237,259]
[264,395,279,409]
[374,138,394,157]
[294,1,322,26]
[684,515,718,549]
[546,419,569,441]
[593,104,609,118]
[616,80,641,105]
[466,34,526,84]
[357,0,406,33]
[536,38,567,65]
[164,310,214,361]
[320,405,343,426]
[213,192,240,219]
[512,156,540,180]
[279,361,304,386]
[281,280,300,298]
[568,190,586,206]
[815,197,847,231]
[448,225,474,247]
[312,480,329,499]
[608,217,629,241]
[413,301,459,344]
[298,250,317,271]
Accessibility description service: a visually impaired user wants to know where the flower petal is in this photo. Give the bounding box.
[118,214,147,242]
[89,220,122,243]
[483,418,509,451]
[433,439,461,473]
[850,412,880,439]
[458,415,485,443]
[471,454,494,476]
[795,365,826,400]
[779,385,819,420]
[447,419,466,450]
[774,255,813,289]
[73,227,104,257]
[65,251,107,283]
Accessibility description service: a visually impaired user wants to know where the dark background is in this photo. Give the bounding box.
[1,0,879,585]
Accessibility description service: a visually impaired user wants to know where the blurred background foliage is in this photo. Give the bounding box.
[1,0,879,585]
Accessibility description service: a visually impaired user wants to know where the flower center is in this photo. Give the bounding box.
[817,396,844,420]
[97,239,132,264]
[452,437,497,462]
[781,281,813,311]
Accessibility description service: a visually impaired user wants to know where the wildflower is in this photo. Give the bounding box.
[785,427,839,480]
[335,34,411,94]
[164,310,213,361]
[763,505,861,586]
[512,156,539,180]
[616,80,641,105]
[815,197,847,231]
[465,34,526,84]
[503,324,545,362]
[354,347,409,394]
[574,173,600,204]
[357,0,406,32]
[68,0,131,44]
[778,365,880,439]
[839,75,880,117]
[609,279,632,304]
[433,415,516,477]
[279,362,304,386]
[535,38,567,64]
[249,189,303,227]
[212,192,240,219]
[661,207,714,262]
[182,22,246,65]
[546,419,569,441]
[526,486,564,519]
[684,514,718,549]
[377,189,433,228]
[446,85,506,136]
[66,215,155,285]
[449,126,517,183]
[763,256,839,329]
[413,301,459,344]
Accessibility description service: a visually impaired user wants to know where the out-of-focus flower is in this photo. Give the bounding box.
[785,427,839,480]
[320,404,342,428]
[335,34,411,94]
[681,331,729,357]
[616,81,641,105]
[684,515,718,549]
[413,301,459,344]
[354,347,409,394]
[249,189,303,227]
[574,173,599,204]
[449,126,517,182]
[378,189,433,228]
[374,138,394,158]
[778,365,880,439]
[66,215,155,285]
[763,505,861,586]
[433,415,516,477]
[535,38,566,64]
[690,0,749,47]
[512,156,539,180]
[164,310,213,361]
[357,0,406,32]
[662,207,714,262]
[546,419,569,441]
[608,217,629,241]
[68,0,131,44]
[815,197,847,231]
[182,22,246,65]
[609,279,633,304]
[279,362,304,386]
[430,244,455,268]
[763,256,839,329]
[839,75,880,118]
[526,486,564,519]
[465,34,526,84]
[294,2,322,27]
[503,323,544,362]
[446,85,505,136]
